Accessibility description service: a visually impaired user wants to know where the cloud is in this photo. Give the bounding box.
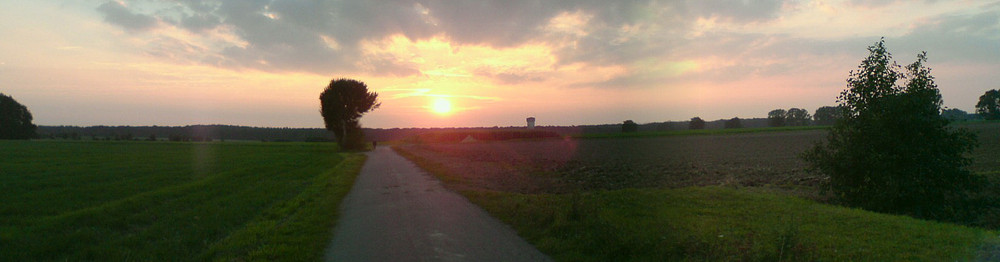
[94,0,784,76]
[93,0,997,91]
[96,1,160,33]
[179,13,222,32]
[894,6,1000,63]
[685,0,784,22]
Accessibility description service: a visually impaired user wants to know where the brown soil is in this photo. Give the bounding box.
[395,123,1000,197]
[396,130,826,194]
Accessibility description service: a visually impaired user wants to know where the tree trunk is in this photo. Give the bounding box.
[340,119,347,145]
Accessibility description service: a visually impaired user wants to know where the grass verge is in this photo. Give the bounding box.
[0,140,364,261]
[396,146,998,261]
[201,153,365,261]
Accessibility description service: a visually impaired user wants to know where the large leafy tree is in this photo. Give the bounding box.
[812,106,840,126]
[621,120,638,133]
[941,108,971,121]
[319,79,380,150]
[785,108,812,126]
[688,117,706,130]
[0,93,37,139]
[767,109,786,127]
[724,117,742,129]
[803,40,979,221]
[977,89,1000,120]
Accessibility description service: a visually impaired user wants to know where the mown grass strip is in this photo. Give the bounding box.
[202,153,365,261]
[0,141,361,261]
[463,188,996,261]
[396,146,998,261]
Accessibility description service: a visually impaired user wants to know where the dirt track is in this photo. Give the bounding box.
[324,147,550,262]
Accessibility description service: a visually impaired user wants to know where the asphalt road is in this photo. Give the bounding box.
[324,146,551,262]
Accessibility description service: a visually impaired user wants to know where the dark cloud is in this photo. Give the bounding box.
[572,34,878,89]
[179,13,222,32]
[684,0,784,22]
[894,7,1000,63]
[417,0,565,47]
[96,1,160,33]
[848,0,902,8]
[847,0,942,8]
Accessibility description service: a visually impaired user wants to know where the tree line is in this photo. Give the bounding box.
[35,125,334,142]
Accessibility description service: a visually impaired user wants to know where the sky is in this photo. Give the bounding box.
[1,0,998,128]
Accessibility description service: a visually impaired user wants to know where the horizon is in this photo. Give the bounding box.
[3,1,998,129]
[35,116,781,130]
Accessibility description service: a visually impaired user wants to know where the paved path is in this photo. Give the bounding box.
[324,147,551,262]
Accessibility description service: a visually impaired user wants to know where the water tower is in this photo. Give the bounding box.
[526,117,536,129]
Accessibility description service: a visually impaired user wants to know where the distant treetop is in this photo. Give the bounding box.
[0,93,37,139]
[977,89,1000,120]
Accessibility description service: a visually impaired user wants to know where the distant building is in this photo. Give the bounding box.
[526,117,536,129]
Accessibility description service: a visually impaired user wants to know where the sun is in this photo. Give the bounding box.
[430,97,452,115]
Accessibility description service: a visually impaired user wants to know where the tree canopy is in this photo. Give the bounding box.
[769,108,811,126]
[724,117,741,129]
[785,108,811,126]
[812,106,840,126]
[688,117,705,130]
[319,79,380,150]
[977,89,1000,120]
[0,93,37,139]
[621,120,638,133]
[941,108,972,121]
[803,40,979,222]
[767,109,786,127]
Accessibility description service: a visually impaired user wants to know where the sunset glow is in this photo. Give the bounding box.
[1,1,997,128]
[430,98,453,115]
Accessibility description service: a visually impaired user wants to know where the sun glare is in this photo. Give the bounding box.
[431,98,453,115]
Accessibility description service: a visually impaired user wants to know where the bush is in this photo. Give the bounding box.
[803,40,981,222]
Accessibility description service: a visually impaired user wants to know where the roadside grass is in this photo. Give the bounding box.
[396,146,998,261]
[0,140,363,261]
[201,153,365,261]
[465,188,995,261]
[574,125,829,139]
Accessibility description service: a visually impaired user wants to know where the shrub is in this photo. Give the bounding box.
[803,39,981,222]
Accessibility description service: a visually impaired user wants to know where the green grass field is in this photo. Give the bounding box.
[0,140,363,261]
[461,188,997,261]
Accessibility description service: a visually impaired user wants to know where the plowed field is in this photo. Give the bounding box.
[395,123,1000,197]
